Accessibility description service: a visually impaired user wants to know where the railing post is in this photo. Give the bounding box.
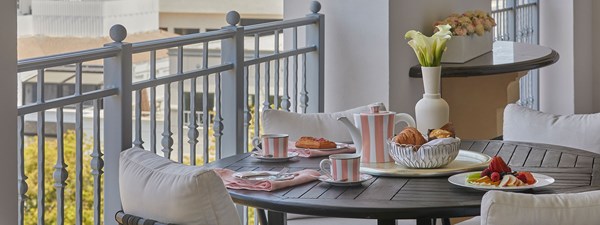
[305,1,325,113]
[103,24,133,225]
[220,11,245,158]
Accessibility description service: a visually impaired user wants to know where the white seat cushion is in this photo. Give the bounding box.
[263,103,386,143]
[119,148,241,225]
[503,103,600,154]
[457,190,600,225]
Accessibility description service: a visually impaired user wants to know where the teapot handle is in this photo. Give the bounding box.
[394,113,416,128]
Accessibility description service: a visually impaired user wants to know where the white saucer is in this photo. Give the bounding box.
[250,152,299,162]
[318,174,373,186]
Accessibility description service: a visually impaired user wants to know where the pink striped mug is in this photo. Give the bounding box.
[252,134,289,158]
[319,154,361,182]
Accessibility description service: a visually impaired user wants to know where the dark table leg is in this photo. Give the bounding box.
[257,209,268,225]
[266,210,287,225]
[442,218,451,225]
[377,219,397,225]
[416,218,435,225]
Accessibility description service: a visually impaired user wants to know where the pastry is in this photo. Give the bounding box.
[295,136,337,149]
[393,127,427,146]
[428,122,456,140]
[428,129,454,139]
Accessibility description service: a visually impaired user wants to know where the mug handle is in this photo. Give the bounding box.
[252,137,262,152]
[319,159,333,179]
[395,113,416,128]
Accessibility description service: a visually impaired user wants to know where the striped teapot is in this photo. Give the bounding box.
[338,105,416,163]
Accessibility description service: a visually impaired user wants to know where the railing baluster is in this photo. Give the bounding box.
[214,73,223,159]
[274,30,280,110]
[188,42,205,165]
[74,62,83,225]
[17,116,27,225]
[292,27,298,112]
[300,53,308,113]
[243,67,250,151]
[263,61,271,111]
[36,68,45,224]
[54,107,68,225]
[150,50,157,153]
[91,99,104,225]
[133,90,143,148]
[162,82,173,159]
[281,57,290,111]
[202,42,210,164]
[254,34,260,139]
[177,46,184,163]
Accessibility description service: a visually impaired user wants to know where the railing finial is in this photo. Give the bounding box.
[310,1,321,14]
[226,11,240,26]
[110,24,127,43]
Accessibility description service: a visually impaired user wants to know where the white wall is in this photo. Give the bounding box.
[539,0,599,114]
[284,0,488,114]
[0,0,18,223]
[593,1,600,112]
[285,0,391,113]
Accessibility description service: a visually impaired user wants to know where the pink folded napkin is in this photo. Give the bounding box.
[213,168,321,191]
[288,141,356,158]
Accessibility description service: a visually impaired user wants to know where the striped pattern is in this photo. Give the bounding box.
[355,113,395,163]
[331,157,361,182]
[262,136,288,158]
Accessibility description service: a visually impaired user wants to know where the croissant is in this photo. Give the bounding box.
[394,127,427,146]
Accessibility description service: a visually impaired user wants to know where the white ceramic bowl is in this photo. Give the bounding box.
[387,138,461,169]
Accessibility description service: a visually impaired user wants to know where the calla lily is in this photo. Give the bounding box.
[405,24,452,67]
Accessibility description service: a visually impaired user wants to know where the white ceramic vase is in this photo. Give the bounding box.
[415,66,449,135]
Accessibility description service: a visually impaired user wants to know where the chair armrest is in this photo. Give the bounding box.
[115,210,172,225]
[481,190,600,225]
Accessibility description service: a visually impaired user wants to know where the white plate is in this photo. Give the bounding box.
[318,174,373,186]
[448,171,555,191]
[233,171,296,181]
[360,150,491,177]
[250,152,299,162]
[295,143,350,151]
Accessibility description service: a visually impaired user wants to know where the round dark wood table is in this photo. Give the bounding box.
[207,140,600,225]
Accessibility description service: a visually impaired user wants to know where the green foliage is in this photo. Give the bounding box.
[23,131,102,225]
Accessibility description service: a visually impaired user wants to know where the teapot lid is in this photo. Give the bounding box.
[357,104,394,115]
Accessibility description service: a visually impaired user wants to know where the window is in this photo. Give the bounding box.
[491,0,539,110]
[174,28,200,35]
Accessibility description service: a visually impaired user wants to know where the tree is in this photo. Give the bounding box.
[24,130,102,224]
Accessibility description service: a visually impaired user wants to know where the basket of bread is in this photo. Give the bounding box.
[387,123,460,168]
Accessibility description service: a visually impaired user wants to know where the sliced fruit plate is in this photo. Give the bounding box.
[448,171,554,191]
[448,156,555,191]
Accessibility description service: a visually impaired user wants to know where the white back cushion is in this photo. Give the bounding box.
[481,190,600,225]
[503,103,600,154]
[120,148,241,225]
[262,103,386,143]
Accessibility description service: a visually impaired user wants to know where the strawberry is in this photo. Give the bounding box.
[489,156,512,173]
[516,173,527,183]
[519,171,536,185]
[490,172,500,182]
[481,168,491,177]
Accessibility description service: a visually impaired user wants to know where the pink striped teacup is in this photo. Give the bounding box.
[319,154,361,182]
[252,134,289,158]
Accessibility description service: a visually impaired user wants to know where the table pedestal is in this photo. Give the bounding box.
[441,71,527,139]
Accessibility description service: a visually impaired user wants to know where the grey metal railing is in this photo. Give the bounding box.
[16,2,324,225]
[491,0,539,110]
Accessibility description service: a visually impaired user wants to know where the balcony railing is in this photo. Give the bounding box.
[16,2,324,225]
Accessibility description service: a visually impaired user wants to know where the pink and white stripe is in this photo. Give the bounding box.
[354,113,395,163]
[260,134,288,158]
[320,154,361,182]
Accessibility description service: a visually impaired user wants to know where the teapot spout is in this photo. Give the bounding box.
[337,116,362,154]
